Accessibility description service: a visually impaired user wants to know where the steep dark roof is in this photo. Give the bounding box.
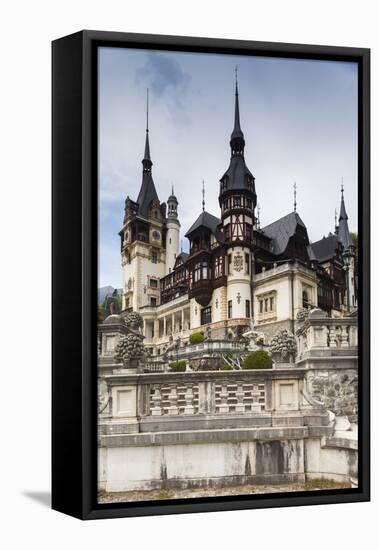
[174,252,189,267]
[136,171,159,219]
[262,211,307,255]
[309,234,339,263]
[221,155,254,192]
[185,211,221,237]
[136,129,160,219]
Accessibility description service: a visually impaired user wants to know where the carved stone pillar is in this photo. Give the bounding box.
[151,386,162,416]
[341,325,349,347]
[184,385,195,415]
[329,325,337,348]
[235,384,245,413]
[219,384,229,413]
[167,386,179,415]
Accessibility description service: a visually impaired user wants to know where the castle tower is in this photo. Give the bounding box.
[165,185,180,274]
[120,92,166,311]
[218,74,256,321]
[338,185,356,310]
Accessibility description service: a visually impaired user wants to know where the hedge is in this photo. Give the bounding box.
[242,350,272,370]
[189,332,205,345]
[169,360,187,372]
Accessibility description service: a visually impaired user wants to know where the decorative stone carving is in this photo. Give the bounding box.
[114,311,145,368]
[270,329,297,363]
[233,253,243,272]
[296,307,309,323]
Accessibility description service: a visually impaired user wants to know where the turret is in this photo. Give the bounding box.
[338,184,356,310]
[165,185,180,274]
[219,72,255,321]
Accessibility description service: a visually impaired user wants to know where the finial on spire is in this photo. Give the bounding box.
[202,180,205,212]
[341,176,344,198]
[235,65,238,90]
[146,88,149,132]
[293,182,297,212]
[180,239,183,253]
[172,183,174,196]
[334,208,338,232]
[257,203,261,229]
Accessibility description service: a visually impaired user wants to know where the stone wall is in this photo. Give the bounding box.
[306,368,358,422]
[256,319,292,343]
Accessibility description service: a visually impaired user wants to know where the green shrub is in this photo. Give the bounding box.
[189,332,205,345]
[243,350,272,370]
[220,363,233,370]
[169,360,187,372]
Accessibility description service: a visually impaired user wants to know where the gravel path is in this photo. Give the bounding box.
[98,480,350,503]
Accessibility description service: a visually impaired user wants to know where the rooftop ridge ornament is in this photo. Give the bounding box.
[202,179,205,212]
[293,182,297,212]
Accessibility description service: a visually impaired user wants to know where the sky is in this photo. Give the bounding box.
[98,47,358,289]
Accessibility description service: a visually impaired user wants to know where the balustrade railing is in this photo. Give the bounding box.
[297,315,358,359]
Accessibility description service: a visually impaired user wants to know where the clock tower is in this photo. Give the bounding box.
[120,97,166,310]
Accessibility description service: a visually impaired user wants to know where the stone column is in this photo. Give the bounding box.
[163,316,167,336]
[181,309,184,332]
[172,313,175,334]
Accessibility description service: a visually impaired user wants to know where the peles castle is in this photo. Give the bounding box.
[118,79,357,357]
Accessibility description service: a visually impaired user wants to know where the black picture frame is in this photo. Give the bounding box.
[52,30,370,520]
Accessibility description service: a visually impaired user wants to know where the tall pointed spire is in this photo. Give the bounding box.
[337,181,352,250]
[339,179,348,221]
[137,89,159,218]
[230,66,245,156]
[142,89,152,169]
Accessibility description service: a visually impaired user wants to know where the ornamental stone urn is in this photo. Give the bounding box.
[269,329,297,367]
[114,311,145,371]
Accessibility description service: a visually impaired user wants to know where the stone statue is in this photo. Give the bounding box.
[242,328,265,351]
[114,311,145,368]
[270,329,297,363]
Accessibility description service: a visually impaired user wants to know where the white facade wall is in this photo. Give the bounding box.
[226,246,252,319]
[165,219,180,275]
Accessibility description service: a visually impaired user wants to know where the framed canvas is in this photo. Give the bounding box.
[52,30,370,520]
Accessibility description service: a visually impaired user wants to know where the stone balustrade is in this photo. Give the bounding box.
[297,312,358,360]
[99,367,331,436]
